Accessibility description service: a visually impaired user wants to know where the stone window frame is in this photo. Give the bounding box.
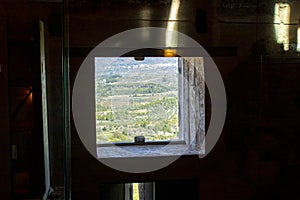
[96,57,205,158]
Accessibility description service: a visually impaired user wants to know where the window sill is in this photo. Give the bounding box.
[97,144,204,159]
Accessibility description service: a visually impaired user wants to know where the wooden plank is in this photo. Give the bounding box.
[69,47,237,58]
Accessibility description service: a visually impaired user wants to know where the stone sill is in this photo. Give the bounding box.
[97,144,204,159]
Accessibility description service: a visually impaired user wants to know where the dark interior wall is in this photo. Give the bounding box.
[0,17,11,200]
[155,180,199,200]
[68,1,300,199]
[0,1,64,197]
[68,1,216,198]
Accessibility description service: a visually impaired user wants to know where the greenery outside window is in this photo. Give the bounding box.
[95,56,204,149]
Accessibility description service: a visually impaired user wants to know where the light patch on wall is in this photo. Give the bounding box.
[163,49,177,57]
[274,3,291,51]
[29,92,33,103]
[139,8,151,39]
[165,0,181,47]
[297,27,300,51]
[133,183,139,200]
[27,87,33,103]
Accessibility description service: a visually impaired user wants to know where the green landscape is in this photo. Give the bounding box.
[95,57,179,143]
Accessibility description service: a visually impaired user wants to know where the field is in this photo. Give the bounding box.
[95,57,179,143]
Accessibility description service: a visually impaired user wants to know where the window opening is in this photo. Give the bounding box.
[95,57,179,144]
[95,56,205,153]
